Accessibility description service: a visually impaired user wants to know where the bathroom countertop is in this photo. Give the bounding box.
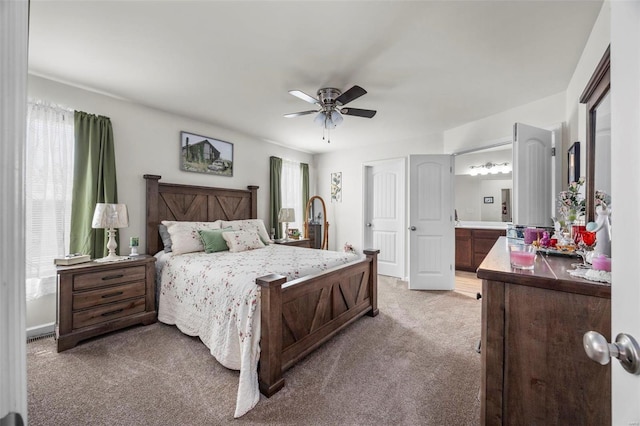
[455,221,509,230]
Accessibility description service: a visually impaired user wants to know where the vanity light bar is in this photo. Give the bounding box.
[468,162,511,176]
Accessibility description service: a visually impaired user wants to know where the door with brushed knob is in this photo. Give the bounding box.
[363,159,405,278]
[585,6,640,422]
[408,155,454,290]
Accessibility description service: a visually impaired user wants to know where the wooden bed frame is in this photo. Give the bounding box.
[144,175,379,396]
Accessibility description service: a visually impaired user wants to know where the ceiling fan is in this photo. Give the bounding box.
[284,85,377,142]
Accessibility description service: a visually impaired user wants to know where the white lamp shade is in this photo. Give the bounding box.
[330,110,343,126]
[313,110,343,130]
[91,203,129,229]
[278,208,295,223]
[314,112,326,127]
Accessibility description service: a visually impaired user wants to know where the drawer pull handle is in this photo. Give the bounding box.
[101,291,124,299]
[101,309,124,317]
[101,274,124,281]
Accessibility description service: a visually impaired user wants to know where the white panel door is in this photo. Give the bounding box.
[1,0,28,423]
[611,2,640,422]
[408,155,454,290]
[513,122,553,227]
[363,159,405,278]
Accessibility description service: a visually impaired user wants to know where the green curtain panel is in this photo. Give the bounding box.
[301,162,309,221]
[270,156,283,239]
[69,111,118,258]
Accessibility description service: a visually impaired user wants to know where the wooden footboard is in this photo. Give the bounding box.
[256,249,379,396]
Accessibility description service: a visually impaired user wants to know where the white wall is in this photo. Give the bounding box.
[314,135,443,253]
[565,1,611,171]
[28,75,313,252]
[27,75,313,330]
[443,91,566,154]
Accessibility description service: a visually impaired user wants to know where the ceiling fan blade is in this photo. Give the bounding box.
[288,90,319,104]
[284,110,318,118]
[341,108,377,118]
[335,85,367,106]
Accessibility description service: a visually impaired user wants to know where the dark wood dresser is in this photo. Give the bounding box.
[307,223,322,249]
[56,255,157,352]
[477,237,611,425]
[455,227,506,271]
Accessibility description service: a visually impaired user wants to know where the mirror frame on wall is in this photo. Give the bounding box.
[580,45,610,223]
[303,195,329,250]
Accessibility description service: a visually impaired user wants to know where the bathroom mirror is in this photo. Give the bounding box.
[304,195,329,249]
[454,144,513,223]
[580,45,610,223]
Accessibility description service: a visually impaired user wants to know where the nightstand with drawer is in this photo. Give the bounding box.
[273,238,311,248]
[56,255,157,352]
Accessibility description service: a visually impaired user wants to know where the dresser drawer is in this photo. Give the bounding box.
[73,265,146,291]
[72,297,146,330]
[72,281,146,310]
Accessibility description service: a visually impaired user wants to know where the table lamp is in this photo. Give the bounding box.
[91,203,129,262]
[278,208,295,240]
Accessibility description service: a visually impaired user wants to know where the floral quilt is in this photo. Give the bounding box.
[157,244,359,417]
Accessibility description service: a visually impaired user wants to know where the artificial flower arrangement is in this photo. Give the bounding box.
[557,177,586,221]
[557,176,611,226]
[595,190,611,210]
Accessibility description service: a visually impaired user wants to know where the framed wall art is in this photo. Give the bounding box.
[483,196,494,204]
[331,172,342,203]
[180,131,233,176]
[567,142,580,185]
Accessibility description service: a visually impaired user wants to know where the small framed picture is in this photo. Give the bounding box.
[568,142,580,184]
[483,196,494,204]
[331,172,342,203]
[180,131,233,176]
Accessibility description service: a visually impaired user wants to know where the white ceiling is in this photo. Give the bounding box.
[28,1,603,154]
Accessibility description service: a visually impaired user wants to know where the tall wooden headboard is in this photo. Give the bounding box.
[144,174,259,255]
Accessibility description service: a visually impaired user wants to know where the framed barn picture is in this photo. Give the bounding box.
[180,131,233,176]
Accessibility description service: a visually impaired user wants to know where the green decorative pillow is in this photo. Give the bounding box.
[198,228,231,253]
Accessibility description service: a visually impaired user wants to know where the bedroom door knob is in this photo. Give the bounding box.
[366,223,372,227]
[584,331,640,374]
[409,226,416,231]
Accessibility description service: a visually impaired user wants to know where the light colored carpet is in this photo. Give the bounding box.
[27,276,481,425]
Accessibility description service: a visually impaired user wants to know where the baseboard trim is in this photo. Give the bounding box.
[26,323,55,341]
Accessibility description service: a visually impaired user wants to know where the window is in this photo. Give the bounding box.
[281,159,302,233]
[25,101,75,301]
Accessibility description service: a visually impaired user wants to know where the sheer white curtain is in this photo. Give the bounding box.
[25,101,74,301]
[281,159,302,234]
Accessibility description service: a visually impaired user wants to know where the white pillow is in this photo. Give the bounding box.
[221,219,271,244]
[161,220,222,255]
[222,230,265,253]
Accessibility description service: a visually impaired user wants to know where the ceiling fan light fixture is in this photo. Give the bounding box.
[314,111,326,127]
[330,110,343,126]
[324,115,337,130]
[285,85,375,142]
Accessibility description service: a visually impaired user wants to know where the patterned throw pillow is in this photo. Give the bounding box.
[198,228,232,253]
[221,230,266,253]
[221,219,271,244]
[158,224,173,253]
[161,220,222,255]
